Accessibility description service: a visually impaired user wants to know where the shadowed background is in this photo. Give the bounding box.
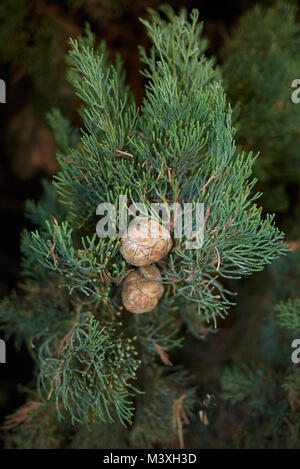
[0,0,297,446]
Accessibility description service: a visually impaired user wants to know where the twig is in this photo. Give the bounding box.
[56,322,78,358]
[1,401,43,430]
[46,218,58,267]
[82,353,95,377]
[172,394,190,449]
[285,241,299,251]
[116,149,134,158]
[17,282,38,293]
[213,245,220,271]
[204,205,211,225]
[153,343,173,366]
[200,172,217,192]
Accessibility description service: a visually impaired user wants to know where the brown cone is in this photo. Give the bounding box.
[120,218,172,266]
[121,264,164,313]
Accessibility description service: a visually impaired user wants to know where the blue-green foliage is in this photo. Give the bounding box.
[0,6,288,442]
[38,313,141,426]
[31,221,125,299]
[220,249,300,448]
[222,2,300,217]
[276,298,300,336]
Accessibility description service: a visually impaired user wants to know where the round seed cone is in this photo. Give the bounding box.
[120,218,172,266]
[121,264,164,313]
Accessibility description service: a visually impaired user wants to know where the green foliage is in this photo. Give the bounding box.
[222,2,300,222]
[67,421,130,449]
[214,4,300,445]
[130,368,197,448]
[0,292,70,351]
[221,365,266,408]
[47,110,80,155]
[0,0,68,114]
[38,313,141,427]
[31,221,125,299]
[53,24,139,231]
[219,249,300,448]
[139,6,215,95]
[2,401,70,449]
[0,5,289,448]
[275,298,300,335]
[134,311,183,358]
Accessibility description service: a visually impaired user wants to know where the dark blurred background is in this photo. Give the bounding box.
[0,0,293,433]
